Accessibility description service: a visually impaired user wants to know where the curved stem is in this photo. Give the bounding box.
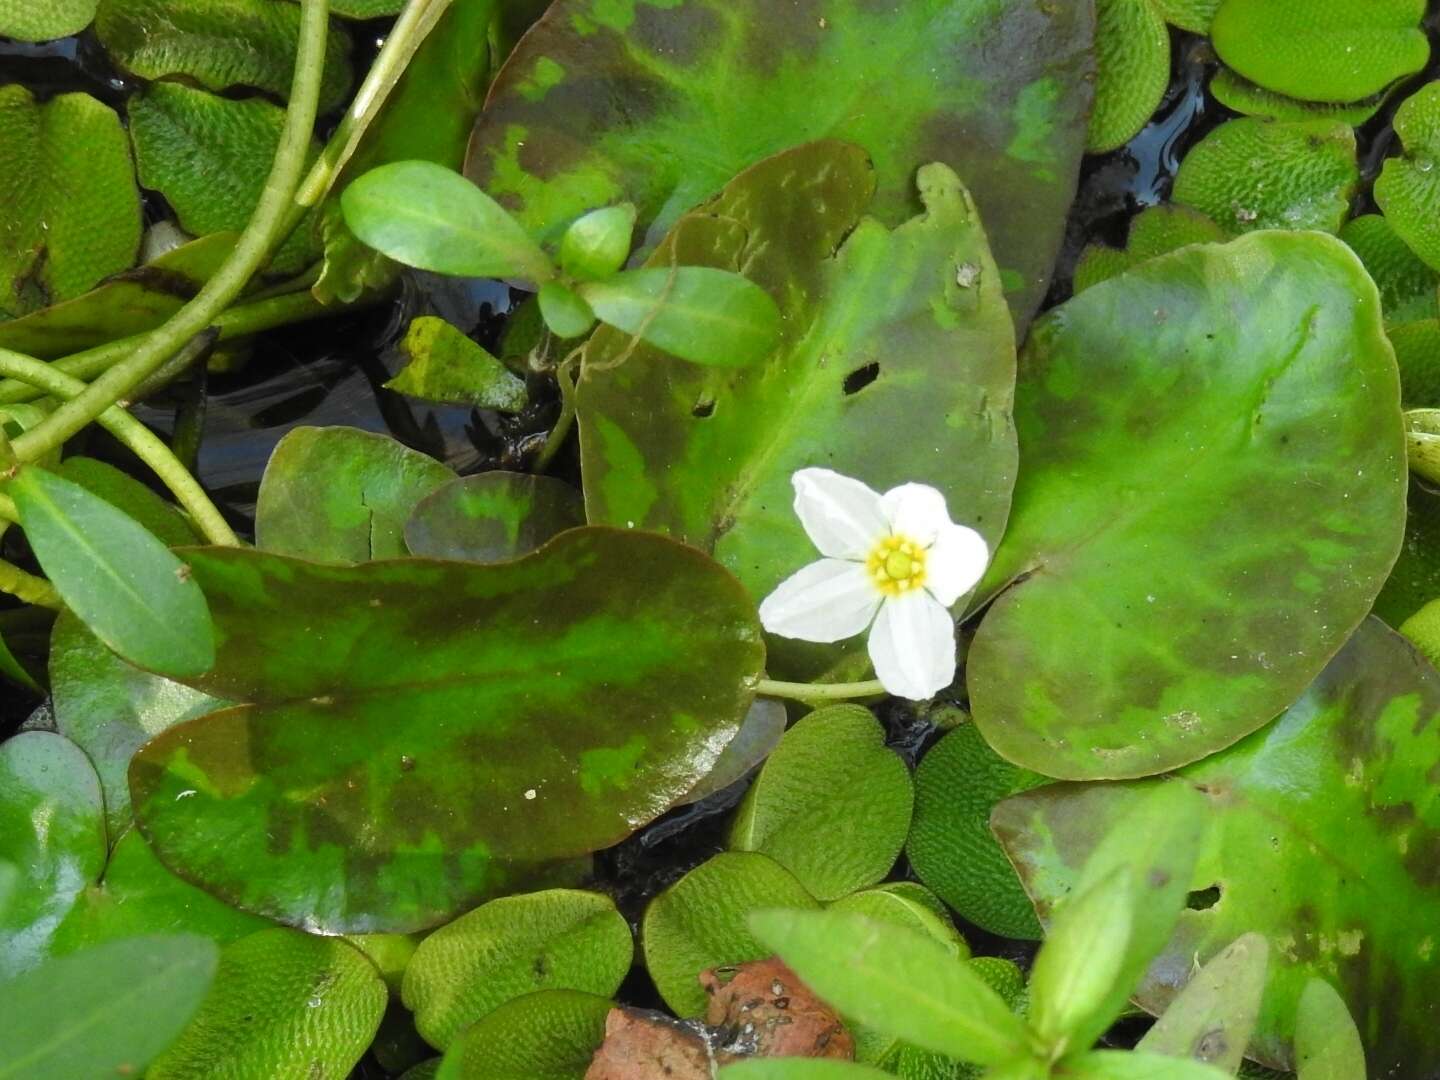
[0,348,240,547]
[10,0,331,463]
[0,557,61,610]
[754,678,887,702]
[534,357,580,473]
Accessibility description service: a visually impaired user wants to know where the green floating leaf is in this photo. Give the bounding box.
[749,908,1029,1067]
[131,531,764,932]
[1151,0,1219,32]
[96,0,355,112]
[0,232,235,360]
[404,472,585,564]
[967,232,1405,779]
[440,989,611,1080]
[1173,118,1358,235]
[300,0,404,17]
[1062,1051,1233,1080]
[148,928,387,1080]
[676,698,786,806]
[1212,0,1428,104]
[0,86,140,319]
[403,889,632,1050]
[1074,206,1227,294]
[52,829,271,957]
[1294,979,1367,1080]
[466,0,1095,328]
[50,610,224,837]
[1339,215,1440,327]
[560,204,636,282]
[992,618,1440,1073]
[343,160,554,283]
[729,705,913,902]
[0,732,106,977]
[906,723,1046,939]
[642,851,818,1017]
[1376,83,1440,275]
[0,0,96,40]
[256,425,457,563]
[577,267,782,368]
[1375,479,1440,628]
[0,935,218,1080]
[128,83,322,276]
[9,465,216,678]
[579,143,1016,682]
[1088,0,1170,154]
[387,316,529,412]
[0,861,15,919]
[1136,933,1268,1071]
[1210,68,1386,126]
[721,1062,895,1080]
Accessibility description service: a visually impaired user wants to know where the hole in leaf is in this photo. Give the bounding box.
[1187,885,1222,910]
[842,362,880,395]
[692,398,716,418]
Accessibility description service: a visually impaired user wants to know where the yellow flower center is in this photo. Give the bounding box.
[867,534,927,597]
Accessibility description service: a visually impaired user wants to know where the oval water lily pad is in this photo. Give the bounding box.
[440,989,612,1080]
[1088,0,1170,154]
[466,0,1095,327]
[0,87,141,318]
[729,705,913,902]
[1211,0,1428,104]
[131,529,764,932]
[579,142,1017,681]
[1173,118,1358,235]
[1375,83,1440,275]
[148,928,387,1080]
[642,851,818,1017]
[50,610,226,837]
[256,425,457,563]
[992,618,1440,1073]
[0,732,106,977]
[906,723,1046,939]
[405,472,585,563]
[403,889,632,1050]
[966,231,1406,780]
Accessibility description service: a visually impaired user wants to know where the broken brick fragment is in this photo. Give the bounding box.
[583,1006,713,1080]
[701,956,854,1062]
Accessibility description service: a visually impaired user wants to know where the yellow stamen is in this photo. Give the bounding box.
[866,534,928,597]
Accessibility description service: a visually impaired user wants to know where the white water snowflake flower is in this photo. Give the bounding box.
[759,468,990,700]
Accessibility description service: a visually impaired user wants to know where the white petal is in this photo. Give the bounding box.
[868,592,956,700]
[792,468,888,559]
[760,559,882,643]
[923,523,991,607]
[880,483,952,545]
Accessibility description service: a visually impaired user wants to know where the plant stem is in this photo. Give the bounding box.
[10,0,331,464]
[0,348,240,547]
[754,678,887,702]
[534,358,580,472]
[0,291,337,406]
[0,557,61,610]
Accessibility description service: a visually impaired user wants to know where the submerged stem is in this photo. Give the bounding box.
[754,678,887,702]
[10,0,331,463]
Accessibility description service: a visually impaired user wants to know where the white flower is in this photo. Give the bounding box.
[759,468,990,700]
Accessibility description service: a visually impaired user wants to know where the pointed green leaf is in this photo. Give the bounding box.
[403,889,632,1049]
[729,705,913,901]
[992,619,1440,1074]
[8,465,215,678]
[968,232,1405,779]
[1136,933,1268,1070]
[147,929,386,1080]
[466,0,1095,327]
[130,530,765,932]
[642,851,818,1017]
[560,204,636,281]
[0,935,218,1080]
[1061,1051,1234,1080]
[342,160,555,283]
[256,425,457,563]
[404,472,585,564]
[1294,979,1367,1080]
[827,883,966,959]
[578,267,781,367]
[387,317,530,412]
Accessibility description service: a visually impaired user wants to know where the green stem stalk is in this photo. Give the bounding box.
[10,0,331,463]
[0,557,61,610]
[754,678,887,702]
[0,348,240,547]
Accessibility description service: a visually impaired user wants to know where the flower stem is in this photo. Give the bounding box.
[0,557,61,610]
[0,347,240,547]
[754,678,887,702]
[9,0,331,464]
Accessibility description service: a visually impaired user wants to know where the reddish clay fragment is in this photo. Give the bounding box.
[584,1006,713,1080]
[702,956,854,1062]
